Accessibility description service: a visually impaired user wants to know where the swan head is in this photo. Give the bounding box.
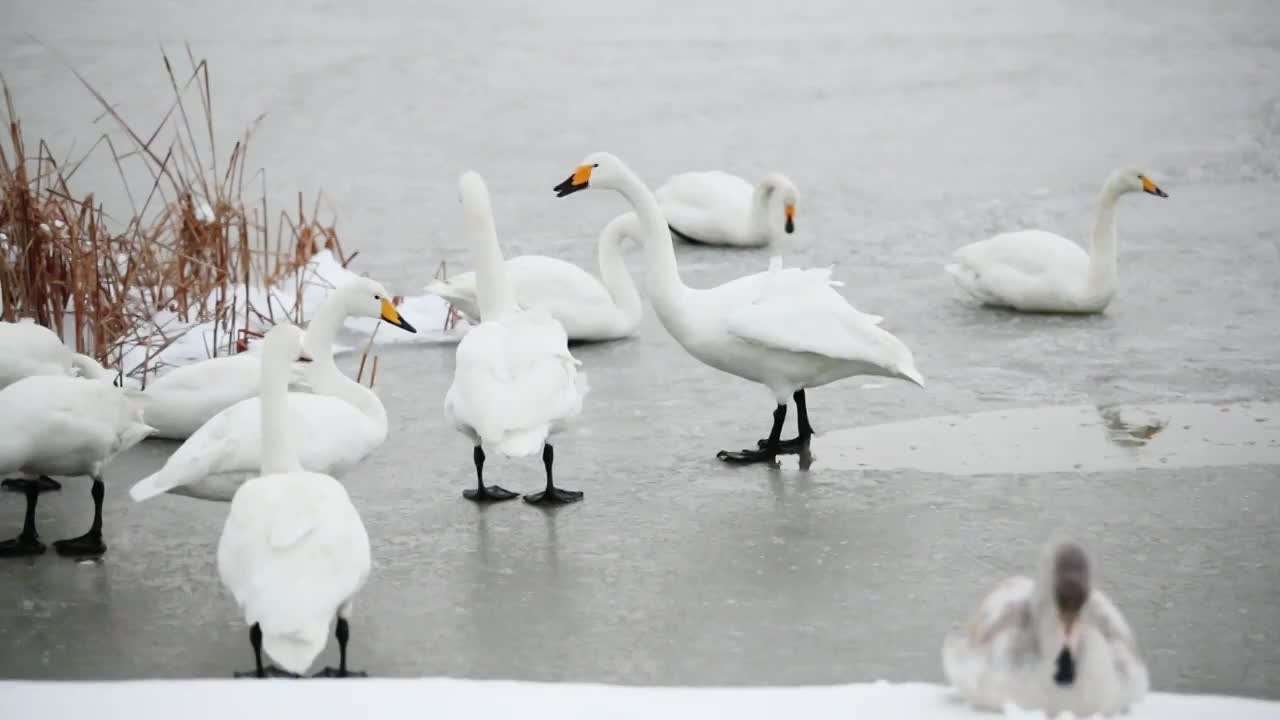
[773,175,799,234]
[554,151,625,197]
[1107,167,1168,198]
[335,277,417,334]
[264,323,314,364]
[1045,541,1091,686]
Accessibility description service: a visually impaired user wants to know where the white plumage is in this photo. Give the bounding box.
[0,319,113,389]
[427,211,644,343]
[656,170,798,247]
[216,323,371,678]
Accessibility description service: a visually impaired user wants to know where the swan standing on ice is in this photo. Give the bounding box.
[129,278,416,503]
[0,319,116,493]
[217,324,371,678]
[427,212,644,343]
[655,170,798,248]
[0,376,152,557]
[143,277,417,440]
[553,153,921,464]
[945,168,1168,313]
[444,171,588,504]
[942,541,1149,716]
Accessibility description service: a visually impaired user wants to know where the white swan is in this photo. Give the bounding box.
[0,318,114,389]
[0,376,153,557]
[0,319,117,494]
[945,168,1168,313]
[655,170,798,248]
[143,277,417,440]
[444,171,588,504]
[426,212,644,343]
[942,541,1149,717]
[129,278,415,503]
[217,323,371,678]
[553,153,920,464]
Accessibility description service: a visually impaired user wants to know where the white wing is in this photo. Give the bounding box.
[947,230,1091,305]
[656,171,754,243]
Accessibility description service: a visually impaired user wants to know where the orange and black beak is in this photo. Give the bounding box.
[1141,175,1168,198]
[784,204,796,234]
[380,298,417,333]
[554,164,593,197]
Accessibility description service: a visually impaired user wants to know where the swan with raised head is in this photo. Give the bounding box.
[553,153,920,464]
[143,277,417,440]
[655,170,798,248]
[444,171,588,504]
[217,323,371,678]
[0,376,153,557]
[942,541,1149,716]
[128,279,416,503]
[945,168,1168,313]
[426,212,643,343]
[0,319,117,494]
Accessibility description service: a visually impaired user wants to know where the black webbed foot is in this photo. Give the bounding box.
[523,487,583,505]
[463,485,519,503]
[52,532,106,558]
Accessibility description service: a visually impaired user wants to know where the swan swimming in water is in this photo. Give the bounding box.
[945,168,1168,314]
[216,323,371,678]
[942,541,1149,716]
[553,152,921,464]
[655,170,798,248]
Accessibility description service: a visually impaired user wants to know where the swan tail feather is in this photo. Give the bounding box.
[494,426,548,458]
[70,353,111,381]
[129,470,177,503]
[261,625,329,676]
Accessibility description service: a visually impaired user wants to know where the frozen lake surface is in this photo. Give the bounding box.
[2,0,1279,704]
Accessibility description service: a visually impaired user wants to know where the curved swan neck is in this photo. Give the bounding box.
[748,178,779,243]
[303,295,347,370]
[613,168,687,318]
[309,363,388,436]
[260,342,301,475]
[461,178,520,321]
[1086,187,1123,295]
[596,213,643,327]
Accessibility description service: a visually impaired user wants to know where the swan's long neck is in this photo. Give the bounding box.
[596,213,643,329]
[748,178,777,243]
[465,189,520,321]
[303,295,347,367]
[259,344,301,475]
[615,170,688,325]
[1086,188,1122,298]
[307,361,388,440]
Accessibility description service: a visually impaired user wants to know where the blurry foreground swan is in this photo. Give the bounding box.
[444,171,588,504]
[655,170,798,248]
[554,153,921,464]
[129,277,416,503]
[0,376,152,557]
[217,323,371,678]
[427,212,644,343]
[143,278,415,440]
[946,168,1168,313]
[942,541,1148,716]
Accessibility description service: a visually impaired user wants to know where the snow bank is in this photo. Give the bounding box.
[0,679,1275,720]
[117,251,467,380]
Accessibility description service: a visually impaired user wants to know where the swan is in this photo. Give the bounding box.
[143,277,417,440]
[0,376,153,557]
[942,541,1149,716]
[0,319,116,494]
[426,212,644,343]
[444,171,588,504]
[553,153,921,464]
[655,170,798,248]
[128,278,416,503]
[945,168,1168,313]
[217,323,371,678]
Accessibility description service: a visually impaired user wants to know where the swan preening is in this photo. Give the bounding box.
[142,278,418,440]
[655,170,798,247]
[129,277,416,503]
[554,152,922,463]
[0,375,153,557]
[943,541,1149,717]
[217,323,371,678]
[445,171,588,504]
[427,212,644,343]
[946,168,1168,314]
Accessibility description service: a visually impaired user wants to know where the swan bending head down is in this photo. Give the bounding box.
[1045,542,1090,684]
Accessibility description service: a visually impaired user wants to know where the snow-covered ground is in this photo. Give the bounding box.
[3,679,1279,720]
